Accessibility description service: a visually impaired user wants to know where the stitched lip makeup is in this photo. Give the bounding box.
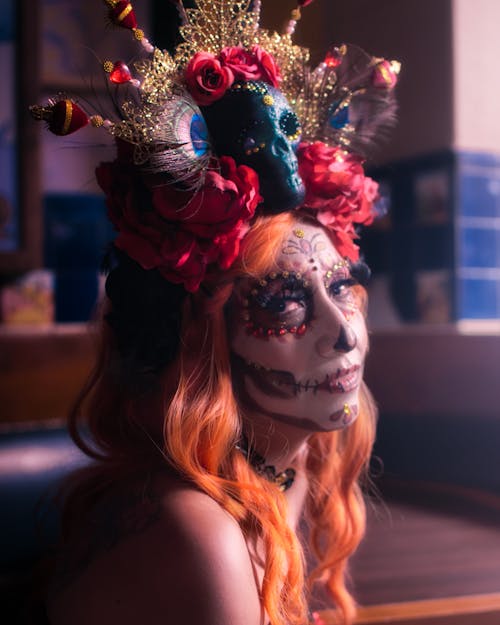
[316,365,360,394]
[233,355,361,399]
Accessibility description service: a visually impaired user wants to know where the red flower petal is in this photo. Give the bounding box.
[297,141,378,260]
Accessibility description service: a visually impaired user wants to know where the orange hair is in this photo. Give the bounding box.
[66,212,377,625]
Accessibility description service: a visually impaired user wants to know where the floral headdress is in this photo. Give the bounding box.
[31,0,400,292]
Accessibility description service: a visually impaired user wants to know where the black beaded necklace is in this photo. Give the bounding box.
[236,436,296,492]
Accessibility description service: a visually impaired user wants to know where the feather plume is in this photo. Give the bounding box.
[298,44,399,157]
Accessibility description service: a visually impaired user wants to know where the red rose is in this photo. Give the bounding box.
[219,46,260,81]
[151,156,261,238]
[97,162,167,269]
[156,231,208,292]
[213,220,249,270]
[251,45,281,87]
[96,156,262,292]
[185,52,234,105]
[298,141,379,260]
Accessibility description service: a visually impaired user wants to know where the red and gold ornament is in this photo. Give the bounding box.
[103,0,147,43]
[372,59,400,89]
[104,0,138,30]
[29,98,89,136]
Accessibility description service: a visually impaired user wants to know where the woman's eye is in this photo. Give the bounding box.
[264,296,305,315]
[246,276,312,335]
[329,278,356,299]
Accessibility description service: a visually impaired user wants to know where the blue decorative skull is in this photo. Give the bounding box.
[201,81,305,213]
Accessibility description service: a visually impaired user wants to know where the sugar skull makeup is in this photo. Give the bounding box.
[230,222,368,432]
[201,81,305,213]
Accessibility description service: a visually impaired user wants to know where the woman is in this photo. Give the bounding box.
[47,213,375,625]
[32,2,399,623]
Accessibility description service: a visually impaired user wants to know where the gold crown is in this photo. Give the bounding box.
[31,0,399,171]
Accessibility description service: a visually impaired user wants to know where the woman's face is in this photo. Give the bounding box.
[229,222,368,432]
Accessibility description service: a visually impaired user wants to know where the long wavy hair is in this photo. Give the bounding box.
[65,211,377,625]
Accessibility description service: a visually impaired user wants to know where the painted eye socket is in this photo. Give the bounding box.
[279,110,301,141]
[255,289,306,318]
[245,275,313,336]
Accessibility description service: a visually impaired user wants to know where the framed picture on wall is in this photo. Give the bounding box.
[0,0,42,273]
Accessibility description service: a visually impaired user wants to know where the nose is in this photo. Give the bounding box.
[317,324,358,358]
[271,134,293,158]
[316,312,358,357]
[334,324,357,353]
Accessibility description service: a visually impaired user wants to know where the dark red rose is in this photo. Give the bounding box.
[96,156,262,292]
[185,52,234,105]
[213,220,249,270]
[219,46,260,81]
[156,231,208,292]
[151,156,261,238]
[297,141,379,260]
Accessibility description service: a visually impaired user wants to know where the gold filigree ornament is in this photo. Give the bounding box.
[175,0,260,66]
[30,0,400,181]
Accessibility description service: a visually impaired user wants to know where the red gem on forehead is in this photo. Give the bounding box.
[296,324,307,336]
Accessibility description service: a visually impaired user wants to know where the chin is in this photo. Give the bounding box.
[291,396,361,431]
[244,380,361,432]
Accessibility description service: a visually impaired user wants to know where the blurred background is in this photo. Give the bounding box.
[1,1,500,623]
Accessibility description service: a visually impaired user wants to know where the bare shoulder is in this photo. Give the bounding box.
[47,472,262,625]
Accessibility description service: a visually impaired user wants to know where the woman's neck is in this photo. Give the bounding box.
[241,410,311,474]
